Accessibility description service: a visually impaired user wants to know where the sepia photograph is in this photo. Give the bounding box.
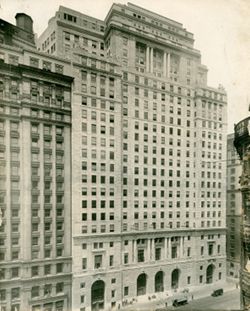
[0,0,250,310]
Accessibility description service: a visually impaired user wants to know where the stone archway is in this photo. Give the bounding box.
[206,264,215,284]
[171,269,180,289]
[155,271,164,292]
[91,280,105,311]
[137,273,147,296]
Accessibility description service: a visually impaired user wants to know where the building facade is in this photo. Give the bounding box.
[39,3,228,311]
[0,15,73,311]
[234,118,250,310]
[226,133,241,279]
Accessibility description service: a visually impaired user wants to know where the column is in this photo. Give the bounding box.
[167,238,170,258]
[147,238,151,261]
[133,240,136,263]
[182,237,185,257]
[146,46,150,72]
[150,47,153,73]
[163,52,167,77]
[164,237,168,259]
[169,239,172,259]
[167,53,170,77]
[180,237,183,258]
[152,238,155,261]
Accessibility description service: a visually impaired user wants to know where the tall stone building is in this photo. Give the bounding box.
[38,3,228,311]
[0,14,73,311]
[226,133,241,279]
[234,118,250,310]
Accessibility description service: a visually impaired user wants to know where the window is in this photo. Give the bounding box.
[44,284,52,296]
[109,255,114,267]
[31,286,40,298]
[94,255,102,269]
[208,244,213,256]
[124,286,129,296]
[11,267,19,278]
[124,253,128,264]
[171,246,177,259]
[201,246,204,256]
[80,282,85,289]
[82,258,87,270]
[11,287,20,300]
[44,264,51,275]
[0,289,6,301]
[155,248,161,260]
[81,295,85,304]
[137,249,144,262]
[56,282,64,293]
[32,266,39,277]
[56,263,63,273]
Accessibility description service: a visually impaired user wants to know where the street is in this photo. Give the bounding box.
[120,288,240,311]
[167,289,240,311]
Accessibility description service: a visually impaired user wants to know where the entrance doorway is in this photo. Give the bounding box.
[206,264,214,284]
[137,273,147,296]
[155,271,164,292]
[91,280,105,311]
[171,269,180,289]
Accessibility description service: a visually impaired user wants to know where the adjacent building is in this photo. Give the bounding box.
[234,118,250,310]
[226,133,241,279]
[0,14,73,311]
[38,3,228,311]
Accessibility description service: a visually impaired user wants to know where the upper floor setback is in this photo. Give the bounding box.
[195,86,227,104]
[38,3,199,58]
[37,4,212,89]
[38,5,105,51]
[105,3,196,51]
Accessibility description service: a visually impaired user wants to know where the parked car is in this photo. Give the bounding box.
[172,297,188,307]
[211,288,223,297]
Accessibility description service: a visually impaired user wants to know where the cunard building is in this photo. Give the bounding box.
[234,118,250,310]
[38,3,228,311]
[0,13,73,311]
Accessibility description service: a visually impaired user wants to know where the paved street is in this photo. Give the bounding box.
[168,289,240,310]
[120,286,240,311]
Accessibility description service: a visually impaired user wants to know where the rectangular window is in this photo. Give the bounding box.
[94,255,102,269]
[109,255,114,266]
[11,287,20,299]
[171,246,177,259]
[155,248,161,260]
[137,249,144,262]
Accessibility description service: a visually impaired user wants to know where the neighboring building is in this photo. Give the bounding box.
[234,118,250,310]
[38,3,228,311]
[0,13,35,49]
[0,14,73,311]
[226,133,241,278]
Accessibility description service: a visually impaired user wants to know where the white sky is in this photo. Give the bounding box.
[1,0,250,133]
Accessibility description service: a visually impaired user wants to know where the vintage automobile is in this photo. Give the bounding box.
[211,288,224,297]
